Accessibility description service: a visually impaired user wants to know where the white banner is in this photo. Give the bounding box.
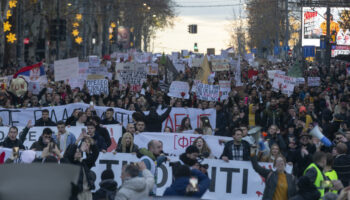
[167,81,190,99]
[54,57,79,82]
[219,80,231,100]
[307,77,321,87]
[195,83,220,101]
[0,125,122,151]
[0,103,216,130]
[295,77,305,86]
[211,59,230,71]
[134,132,229,158]
[267,70,285,80]
[272,74,296,97]
[91,153,292,199]
[86,79,109,95]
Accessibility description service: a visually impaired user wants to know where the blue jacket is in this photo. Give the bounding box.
[163,169,210,198]
[52,132,76,151]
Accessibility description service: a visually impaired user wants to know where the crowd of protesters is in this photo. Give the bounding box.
[1,54,350,200]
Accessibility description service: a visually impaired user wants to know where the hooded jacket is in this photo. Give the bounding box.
[93,179,118,200]
[115,169,154,200]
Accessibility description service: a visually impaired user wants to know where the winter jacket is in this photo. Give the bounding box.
[52,132,76,151]
[262,106,284,130]
[0,127,29,149]
[30,136,51,151]
[334,154,350,187]
[116,143,138,153]
[96,126,111,149]
[136,105,172,132]
[215,110,229,136]
[92,133,108,152]
[251,155,297,200]
[65,116,78,126]
[293,144,316,177]
[265,134,287,152]
[93,179,117,200]
[101,118,119,125]
[163,169,210,198]
[34,118,56,126]
[220,140,251,161]
[115,169,154,200]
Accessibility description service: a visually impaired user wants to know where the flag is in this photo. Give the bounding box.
[13,62,47,83]
[195,55,211,84]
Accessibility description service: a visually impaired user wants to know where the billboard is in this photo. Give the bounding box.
[302,7,350,47]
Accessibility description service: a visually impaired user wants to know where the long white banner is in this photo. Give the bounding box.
[0,103,216,131]
[134,132,230,158]
[0,125,123,151]
[0,149,292,199]
[91,153,293,199]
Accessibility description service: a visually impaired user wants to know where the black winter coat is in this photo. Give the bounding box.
[0,127,29,149]
[34,118,56,126]
[93,179,118,200]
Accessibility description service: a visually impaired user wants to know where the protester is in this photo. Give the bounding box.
[53,121,76,152]
[163,164,210,198]
[93,169,117,200]
[250,148,297,200]
[30,128,55,151]
[289,176,320,200]
[34,109,56,126]
[115,162,154,200]
[177,117,192,133]
[90,116,112,149]
[333,142,350,187]
[220,128,250,161]
[193,137,213,158]
[115,132,138,153]
[66,109,81,126]
[84,122,108,152]
[0,120,32,149]
[101,108,119,125]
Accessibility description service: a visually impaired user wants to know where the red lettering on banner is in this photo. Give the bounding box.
[190,137,196,145]
[174,113,187,132]
[174,134,178,150]
[164,116,174,132]
[178,136,189,148]
[197,114,211,128]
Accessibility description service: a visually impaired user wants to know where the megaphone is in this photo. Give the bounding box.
[310,125,332,147]
[245,126,262,145]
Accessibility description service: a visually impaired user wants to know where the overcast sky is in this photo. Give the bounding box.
[152,0,243,54]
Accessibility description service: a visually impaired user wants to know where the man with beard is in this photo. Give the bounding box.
[179,145,200,167]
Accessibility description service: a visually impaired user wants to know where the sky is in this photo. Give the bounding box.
[152,0,244,54]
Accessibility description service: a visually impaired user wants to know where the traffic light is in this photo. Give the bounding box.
[188,24,197,34]
[194,43,198,52]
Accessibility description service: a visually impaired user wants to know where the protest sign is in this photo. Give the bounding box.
[27,82,41,95]
[295,77,305,86]
[90,153,292,199]
[267,70,285,80]
[0,103,216,131]
[134,132,230,157]
[211,59,230,71]
[116,70,147,91]
[86,79,109,95]
[307,77,321,87]
[272,74,296,97]
[219,80,231,100]
[171,52,179,61]
[87,67,109,80]
[181,50,189,57]
[190,57,203,67]
[195,82,220,101]
[133,52,152,63]
[167,81,190,99]
[54,57,79,82]
[88,55,100,67]
[0,125,122,150]
[173,62,185,72]
[147,63,158,75]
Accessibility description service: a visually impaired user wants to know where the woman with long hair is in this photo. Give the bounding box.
[200,116,213,135]
[251,149,297,200]
[193,137,213,158]
[260,143,282,163]
[116,132,138,153]
[177,117,192,133]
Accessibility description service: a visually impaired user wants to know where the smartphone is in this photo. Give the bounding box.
[189,177,198,189]
[12,147,19,159]
[82,128,86,134]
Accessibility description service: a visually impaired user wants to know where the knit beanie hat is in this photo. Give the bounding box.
[101,169,114,180]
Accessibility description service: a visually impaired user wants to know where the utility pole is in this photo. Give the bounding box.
[56,0,60,60]
[325,5,331,67]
